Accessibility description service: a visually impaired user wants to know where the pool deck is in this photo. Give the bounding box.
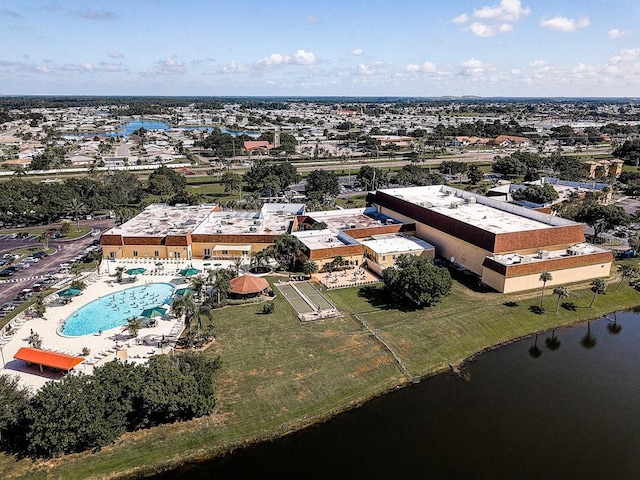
[0,258,235,390]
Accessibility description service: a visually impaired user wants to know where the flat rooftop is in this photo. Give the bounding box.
[192,210,292,235]
[293,229,351,250]
[105,204,216,237]
[306,207,400,233]
[105,203,305,238]
[377,186,577,234]
[359,234,434,255]
[488,243,610,266]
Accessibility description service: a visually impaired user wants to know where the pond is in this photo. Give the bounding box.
[155,312,640,479]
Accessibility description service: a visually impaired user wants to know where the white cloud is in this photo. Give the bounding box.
[222,60,250,73]
[350,48,363,56]
[257,50,317,68]
[540,16,590,32]
[141,58,188,76]
[473,0,530,22]
[469,22,513,37]
[460,58,490,76]
[406,62,437,73]
[608,28,628,39]
[109,52,124,59]
[609,48,640,65]
[452,13,469,25]
[529,59,546,68]
[454,0,526,36]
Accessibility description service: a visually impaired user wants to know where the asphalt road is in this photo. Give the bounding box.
[0,219,115,321]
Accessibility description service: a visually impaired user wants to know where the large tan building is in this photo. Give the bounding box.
[101,203,306,262]
[368,186,612,293]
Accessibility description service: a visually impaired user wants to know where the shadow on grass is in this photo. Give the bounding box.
[562,302,578,311]
[528,305,544,315]
[447,268,493,293]
[357,285,421,312]
[504,301,519,307]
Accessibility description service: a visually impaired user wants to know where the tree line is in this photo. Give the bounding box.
[0,352,220,458]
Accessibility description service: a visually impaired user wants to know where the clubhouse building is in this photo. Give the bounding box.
[101,185,612,293]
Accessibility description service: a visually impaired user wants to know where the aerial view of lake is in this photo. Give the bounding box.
[108,121,260,138]
[157,311,640,479]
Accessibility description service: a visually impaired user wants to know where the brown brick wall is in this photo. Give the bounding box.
[493,225,585,253]
[309,244,364,260]
[121,236,165,246]
[100,234,122,246]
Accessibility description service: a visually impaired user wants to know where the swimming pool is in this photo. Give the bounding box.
[60,283,175,337]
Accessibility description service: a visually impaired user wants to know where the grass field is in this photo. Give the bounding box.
[3,267,640,479]
[296,281,334,310]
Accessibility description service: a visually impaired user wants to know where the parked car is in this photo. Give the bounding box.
[1,302,16,311]
[32,251,48,259]
[0,269,14,277]
[23,257,39,263]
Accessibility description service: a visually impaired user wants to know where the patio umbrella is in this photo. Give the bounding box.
[170,277,189,285]
[57,287,82,298]
[140,306,167,318]
[179,267,201,277]
[125,267,146,276]
[174,287,194,296]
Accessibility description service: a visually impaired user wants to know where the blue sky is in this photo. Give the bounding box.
[1,0,639,97]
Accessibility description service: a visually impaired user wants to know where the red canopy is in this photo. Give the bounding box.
[14,347,84,371]
[229,275,269,295]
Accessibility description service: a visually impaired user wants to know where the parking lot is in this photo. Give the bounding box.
[0,219,114,323]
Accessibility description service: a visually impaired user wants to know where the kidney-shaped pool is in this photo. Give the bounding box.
[60,283,175,337]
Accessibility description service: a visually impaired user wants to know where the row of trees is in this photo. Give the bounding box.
[0,352,220,457]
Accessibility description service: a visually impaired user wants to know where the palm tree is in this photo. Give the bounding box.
[115,266,125,283]
[172,292,196,331]
[589,279,606,308]
[539,271,552,310]
[616,264,637,291]
[302,260,319,277]
[67,197,87,231]
[122,317,143,340]
[189,275,205,301]
[553,286,569,314]
[37,232,50,251]
[233,257,244,276]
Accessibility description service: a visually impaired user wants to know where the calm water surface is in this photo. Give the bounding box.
[158,312,640,479]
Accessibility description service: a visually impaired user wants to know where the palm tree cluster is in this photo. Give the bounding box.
[170,267,236,348]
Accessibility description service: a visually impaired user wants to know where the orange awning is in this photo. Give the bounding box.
[14,347,84,371]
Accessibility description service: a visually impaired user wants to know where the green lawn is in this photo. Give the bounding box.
[3,271,640,479]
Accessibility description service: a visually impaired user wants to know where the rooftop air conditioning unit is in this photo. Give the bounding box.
[466,197,476,204]
[279,225,286,231]
[249,226,257,232]
[253,220,261,225]
[216,229,223,234]
[450,202,459,209]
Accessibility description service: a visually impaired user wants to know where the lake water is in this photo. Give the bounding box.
[108,121,260,138]
[155,311,640,479]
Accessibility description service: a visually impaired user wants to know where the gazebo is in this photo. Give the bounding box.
[229,275,269,298]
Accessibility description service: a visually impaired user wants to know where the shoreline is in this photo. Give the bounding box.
[5,274,639,479]
[124,304,634,480]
